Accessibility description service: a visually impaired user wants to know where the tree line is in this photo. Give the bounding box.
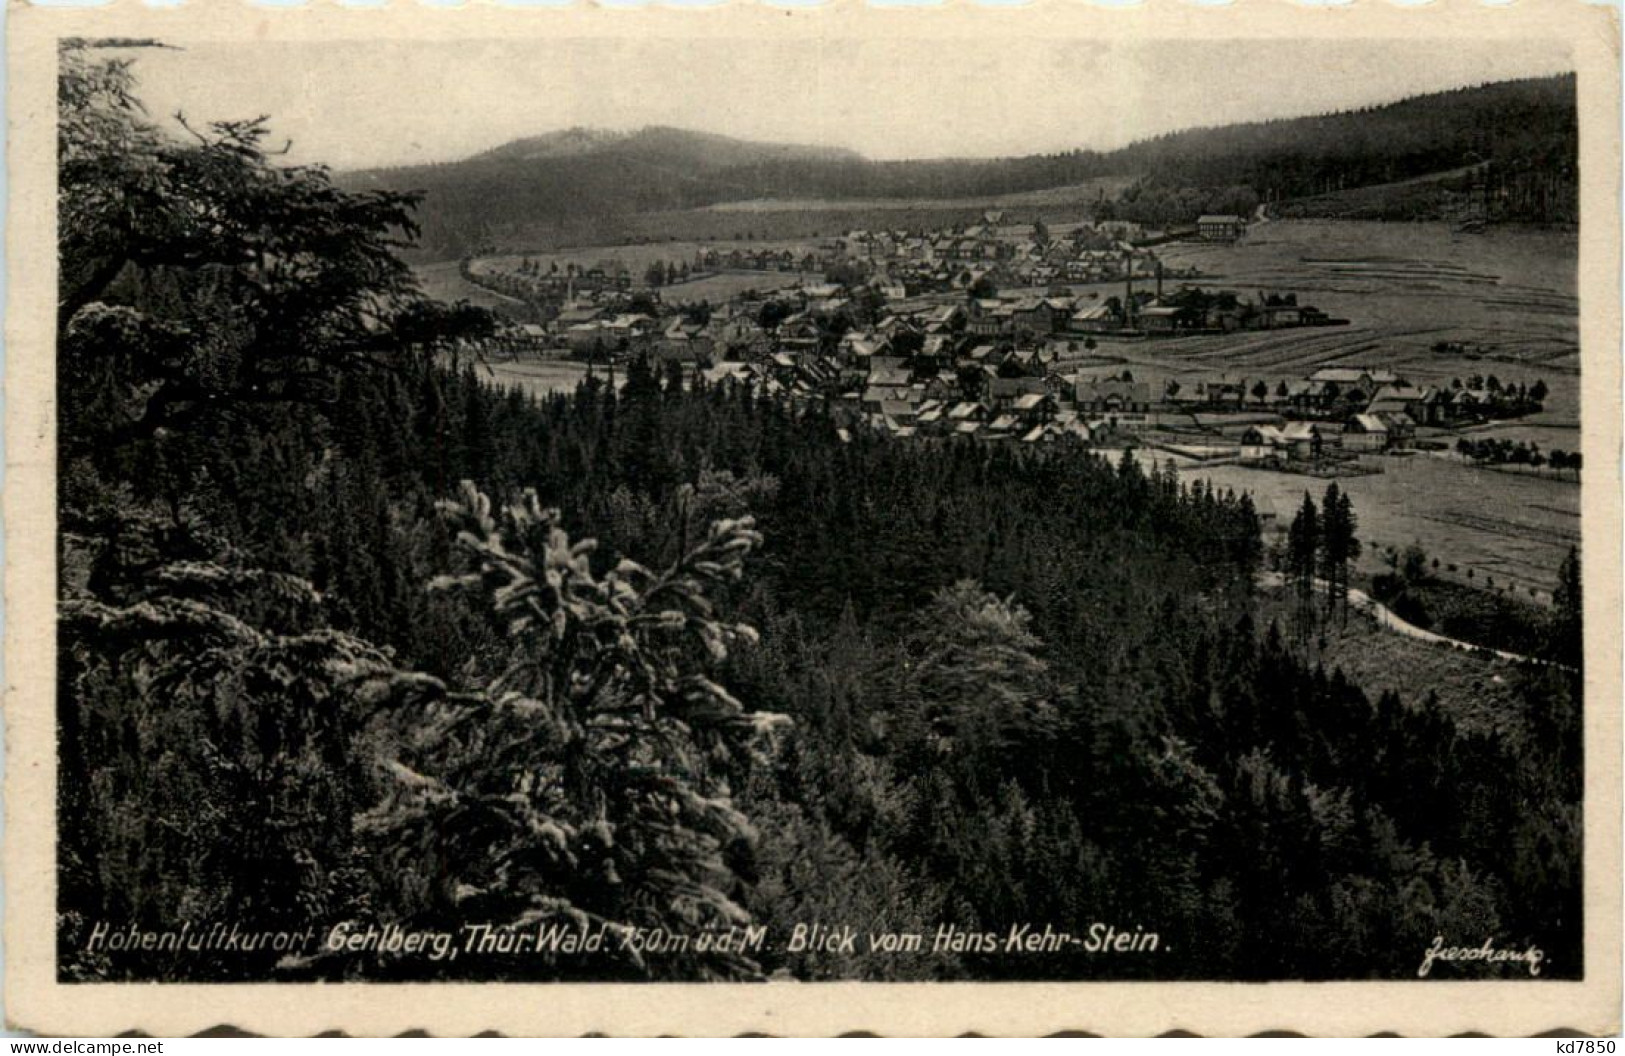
[1456,437,1581,478]
[1281,484,1361,635]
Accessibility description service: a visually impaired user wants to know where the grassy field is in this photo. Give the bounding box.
[470,241,826,299]
[471,204,1100,258]
[1143,449,1578,600]
[599,178,1133,247]
[429,177,1131,257]
[1067,219,1577,445]
[475,358,611,398]
[1449,419,1583,454]
[661,270,821,303]
[1146,219,1580,413]
[698,177,1136,215]
[414,261,528,311]
[617,204,1096,248]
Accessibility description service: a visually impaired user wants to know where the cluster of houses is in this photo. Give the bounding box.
[475,227,1553,455]
[691,353,1145,447]
[459,203,1267,336]
[455,204,1557,465]
[490,266,1342,368]
[1227,368,1546,464]
[832,362,1508,456]
[466,213,1192,326]
[478,268,1548,467]
[460,257,636,303]
[822,216,1173,293]
[693,247,832,274]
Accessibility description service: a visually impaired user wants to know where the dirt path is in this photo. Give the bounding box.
[1257,571,1557,667]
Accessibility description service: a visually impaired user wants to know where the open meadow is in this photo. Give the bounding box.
[1150,219,1580,416]
[474,238,827,276]
[414,260,530,311]
[591,177,1134,248]
[1069,221,1578,421]
[660,269,823,302]
[1106,219,1581,598]
[1055,222,1578,434]
[697,177,1135,215]
[425,177,1133,256]
[1142,449,1579,600]
[474,357,610,397]
[469,241,825,300]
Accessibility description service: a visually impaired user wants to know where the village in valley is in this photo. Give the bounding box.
[453,210,1568,483]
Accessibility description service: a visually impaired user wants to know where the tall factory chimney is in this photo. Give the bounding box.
[1124,252,1135,327]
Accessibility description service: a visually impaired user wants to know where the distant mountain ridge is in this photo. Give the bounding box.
[469,127,632,161]
[348,74,1575,259]
[470,126,864,168]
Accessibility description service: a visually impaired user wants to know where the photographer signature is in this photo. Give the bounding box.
[1418,935,1545,978]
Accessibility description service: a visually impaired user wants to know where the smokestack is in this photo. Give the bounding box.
[1125,252,1134,327]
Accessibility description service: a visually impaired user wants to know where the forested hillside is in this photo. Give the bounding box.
[59,42,1582,984]
[348,74,1576,257]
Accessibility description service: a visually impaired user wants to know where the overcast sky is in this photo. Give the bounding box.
[123,37,1574,171]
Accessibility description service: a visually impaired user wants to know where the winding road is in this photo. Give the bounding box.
[1257,571,1558,668]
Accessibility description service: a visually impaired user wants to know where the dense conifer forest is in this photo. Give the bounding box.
[57,41,1582,983]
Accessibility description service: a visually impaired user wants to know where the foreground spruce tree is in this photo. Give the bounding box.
[56,41,776,983]
[346,483,777,980]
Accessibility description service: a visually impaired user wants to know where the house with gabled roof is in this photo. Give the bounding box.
[862,382,913,408]
[1342,414,1391,452]
[920,304,967,334]
[1367,383,1432,421]
[1309,366,1402,392]
[1069,301,1121,334]
[988,376,1049,409]
[703,362,756,386]
[1375,411,1416,448]
[1281,421,1334,459]
[1240,425,1288,462]
[839,331,892,367]
[1197,215,1245,242]
[867,357,913,386]
[1074,377,1152,414]
[1011,391,1055,425]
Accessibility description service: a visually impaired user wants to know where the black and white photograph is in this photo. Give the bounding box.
[10,0,1621,1036]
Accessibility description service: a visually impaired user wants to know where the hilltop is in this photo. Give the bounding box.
[348,74,1576,259]
[468,126,863,169]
